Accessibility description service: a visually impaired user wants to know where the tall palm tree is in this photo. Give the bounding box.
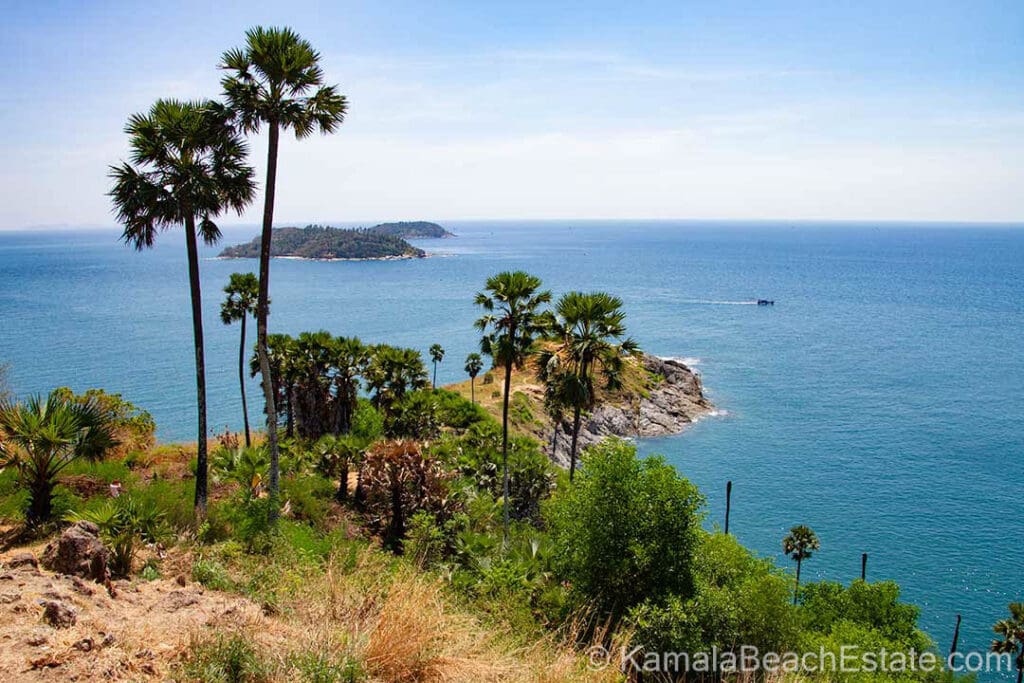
[783,525,821,604]
[0,392,118,525]
[464,353,483,404]
[993,603,1024,683]
[221,26,348,516]
[429,344,445,388]
[541,367,571,459]
[474,271,551,544]
[536,292,639,481]
[110,99,255,518]
[220,272,263,447]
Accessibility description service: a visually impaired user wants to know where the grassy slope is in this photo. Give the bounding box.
[442,354,660,444]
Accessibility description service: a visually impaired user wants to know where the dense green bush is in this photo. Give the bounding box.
[431,421,553,521]
[799,579,933,653]
[629,532,800,656]
[544,438,704,621]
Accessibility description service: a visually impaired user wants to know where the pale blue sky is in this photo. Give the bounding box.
[2,0,1022,227]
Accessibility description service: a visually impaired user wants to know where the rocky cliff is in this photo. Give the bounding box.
[546,355,713,468]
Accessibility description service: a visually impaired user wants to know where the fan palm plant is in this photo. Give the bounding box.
[536,292,639,481]
[429,344,445,388]
[783,524,821,604]
[992,603,1024,683]
[464,353,484,404]
[474,271,551,544]
[110,99,255,518]
[221,272,262,447]
[0,392,118,525]
[364,346,428,414]
[221,26,348,517]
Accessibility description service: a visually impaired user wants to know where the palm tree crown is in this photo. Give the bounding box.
[536,291,639,480]
[464,353,483,379]
[783,525,821,562]
[429,343,445,387]
[474,271,552,369]
[220,272,261,325]
[221,26,348,137]
[993,603,1024,683]
[110,99,254,249]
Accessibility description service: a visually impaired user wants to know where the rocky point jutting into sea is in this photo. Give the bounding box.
[547,354,714,468]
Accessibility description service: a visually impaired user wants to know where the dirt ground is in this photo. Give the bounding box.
[0,545,263,681]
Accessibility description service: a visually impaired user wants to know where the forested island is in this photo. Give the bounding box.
[369,221,453,238]
[219,224,428,260]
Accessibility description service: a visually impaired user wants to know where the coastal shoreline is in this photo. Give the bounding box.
[546,354,715,467]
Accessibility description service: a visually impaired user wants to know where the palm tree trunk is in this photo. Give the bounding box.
[335,461,349,502]
[184,214,209,519]
[256,119,281,522]
[27,475,53,526]
[470,377,475,404]
[239,315,251,448]
[500,359,513,547]
[551,422,559,458]
[569,404,582,481]
[793,558,802,605]
[432,362,437,389]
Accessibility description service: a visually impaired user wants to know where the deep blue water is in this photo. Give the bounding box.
[1,221,1021,669]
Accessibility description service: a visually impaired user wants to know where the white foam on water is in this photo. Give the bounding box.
[678,299,758,305]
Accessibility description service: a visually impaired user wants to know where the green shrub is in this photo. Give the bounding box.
[799,579,933,652]
[68,492,165,575]
[405,510,447,568]
[192,557,234,591]
[282,474,334,529]
[544,438,704,620]
[288,650,364,683]
[179,631,272,682]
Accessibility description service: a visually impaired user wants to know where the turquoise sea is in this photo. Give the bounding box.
[1,221,1021,667]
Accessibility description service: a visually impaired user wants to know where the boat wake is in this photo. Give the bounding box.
[678,299,759,306]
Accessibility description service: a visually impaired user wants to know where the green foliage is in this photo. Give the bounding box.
[544,438,704,620]
[404,510,449,568]
[799,580,933,652]
[179,631,272,683]
[433,421,553,522]
[630,532,801,656]
[287,649,365,683]
[0,390,120,524]
[70,493,165,575]
[50,387,156,455]
[229,494,278,552]
[281,474,334,529]
[388,388,491,439]
[192,557,235,591]
[509,391,535,426]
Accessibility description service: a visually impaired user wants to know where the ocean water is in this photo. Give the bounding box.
[1,221,1022,668]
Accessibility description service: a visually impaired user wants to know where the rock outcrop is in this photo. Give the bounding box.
[40,521,111,584]
[547,355,713,468]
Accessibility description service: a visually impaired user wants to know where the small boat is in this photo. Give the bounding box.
[756,299,774,306]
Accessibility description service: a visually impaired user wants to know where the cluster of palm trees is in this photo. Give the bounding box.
[472,270,638,541]
[109,26,346,519]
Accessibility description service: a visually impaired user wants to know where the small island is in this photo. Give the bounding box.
[368,221,453,239]
[219,224,428,261]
